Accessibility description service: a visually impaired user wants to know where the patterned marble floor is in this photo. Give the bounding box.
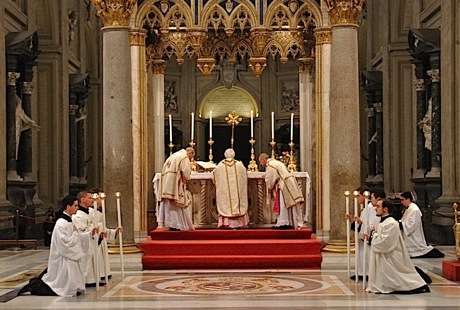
[0,246,458,309]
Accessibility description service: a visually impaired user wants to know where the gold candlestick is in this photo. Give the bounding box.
[168,142,174,156]
[288,141,297,172]
[208,138,214,163]
[269,139,276,159]
[189,140,197,171]
[247,138,258,172]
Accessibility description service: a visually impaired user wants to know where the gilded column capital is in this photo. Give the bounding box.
[314,28,332,45]
[325,0,366,26]
[7,72,20,86]
[129,29,146,46]
[90,0,136,27]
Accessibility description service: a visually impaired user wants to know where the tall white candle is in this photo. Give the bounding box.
[191,112,194,141]
[271,112,274,140]
[290,113,294,141]
[209,111,213,138]
[115,192,125,279]
[250,110,254,138]
[168,114,172,143]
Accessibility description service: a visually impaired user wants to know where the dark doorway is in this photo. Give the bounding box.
[205,124,251,165]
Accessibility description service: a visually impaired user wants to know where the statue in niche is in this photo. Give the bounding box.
[15,94,40,159]
[418,97,432,151]
[280,82,299,112]
[164,81,178,113]
[68,10,78,43]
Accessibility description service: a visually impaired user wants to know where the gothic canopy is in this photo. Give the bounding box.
[134,0,323,76]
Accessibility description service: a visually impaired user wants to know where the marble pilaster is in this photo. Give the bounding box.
[413,62,428,178]
[326,0,364,239]
[68,98,79,184]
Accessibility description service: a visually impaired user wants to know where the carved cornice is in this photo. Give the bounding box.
[325,0,366,26]
[129,30,147,46]
[90,0,136,27]
[314,28,332,45]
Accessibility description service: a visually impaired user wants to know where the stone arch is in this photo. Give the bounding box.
[163,3,194,30]
[198,86,259,119]
[265,3,294,29]
[228,3,257,31]
[134,0,193,30]
[200,0,257,30]
[265,0,322,29]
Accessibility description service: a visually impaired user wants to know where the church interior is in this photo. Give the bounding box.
[1,0,460,308]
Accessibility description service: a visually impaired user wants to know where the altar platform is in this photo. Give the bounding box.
[138,229,323,270]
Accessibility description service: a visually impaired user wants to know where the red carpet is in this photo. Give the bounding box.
[138,229,322,270]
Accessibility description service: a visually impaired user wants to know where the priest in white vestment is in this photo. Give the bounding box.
[157,147,195,231]
[42,195,95,296]
[399,192,444,258]
[346,187,380,280]
[259,153,304,229]
[367,199,430,294]
[212,149,249,228]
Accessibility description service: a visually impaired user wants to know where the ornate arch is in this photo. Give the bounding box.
[264,0,322,29]
[135,0,193,30]
[200,0,257,30]
[163,3,193,30]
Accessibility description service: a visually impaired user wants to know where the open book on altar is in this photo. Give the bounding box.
[195,161,217,171]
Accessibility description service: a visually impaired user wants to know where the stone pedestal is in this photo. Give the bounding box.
[328,23,362,239]
[101,27,134,241]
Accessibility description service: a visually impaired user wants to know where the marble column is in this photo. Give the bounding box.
[91,0,136,241]
[130,29,148,236]
[149,60,166,173]
[427,61,441,177]
[326,0,365,239]
[299,58,314,173]
[314,27,332,235]
[436,0,460,207]
[6,71,20,180]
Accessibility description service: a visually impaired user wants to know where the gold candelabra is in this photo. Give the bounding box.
[225,111,242,149]
[247,138,258,172]
[269,139,276,159]
[189,140,197,171]
[168,142,174,156]
[208,138,214,163]
[288,141,297,172]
